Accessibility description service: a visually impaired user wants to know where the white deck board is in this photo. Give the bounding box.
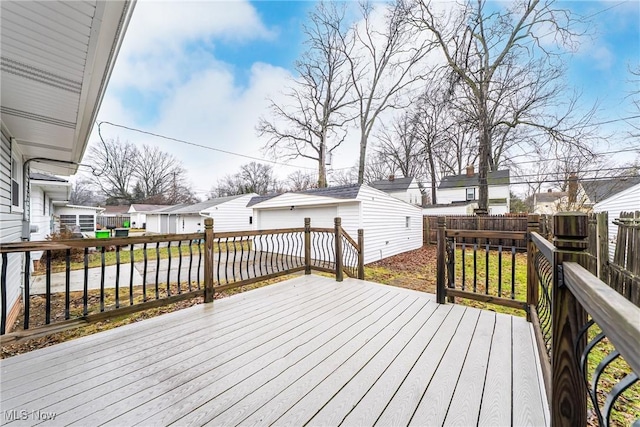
[0,275,549,427]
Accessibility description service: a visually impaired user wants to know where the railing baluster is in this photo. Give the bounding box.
[100,246,105,312]
[245,237,251,279]
[46,250,52,323]
[143,243,148,302]
[197,240,202,289]
[155,242,160,299]
[485,243,489,295]
[269,234,275,273]
[258,236,264,277]
[498,241,503,297]
[511,246,516,300]
[224,238,230,284]
[129,244,135,306]
[252,236,258,279]
[188,241,193,291]
[83,247,88,316]
[217,238,222,284]
[1,253,7,334]
[65,249,70,319]
[166,241,172,297]
[24,251,31,329]
[177,240,182,294]
[115,245,120,309]
[461,243,466,291]
[473,242,478,293]
[232,237,238,282]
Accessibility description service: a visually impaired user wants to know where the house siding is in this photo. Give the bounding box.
[437,184,510,213]
[202,194,256,232]
[357,186,422,264]
[593,183,640,260]
[1,126,25,330]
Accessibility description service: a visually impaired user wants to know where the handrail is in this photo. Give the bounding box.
[445,229,527,240]
[530,231,555,262]
[563,262,640,374]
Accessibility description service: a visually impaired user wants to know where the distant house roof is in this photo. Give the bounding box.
[439,170,510,189]
[535,191,567,203]
[29,172,68,183]
[169,194,252,214]
[101,205,130,215]
[130,204,171,212]
[580,176,640,204]
[369,177,415,192]
[247,184,362,207]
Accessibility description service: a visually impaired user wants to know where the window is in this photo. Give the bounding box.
[466,188,475,201]
[60,215,76,231]
[11,158,20,208]
[79,215,94,232]
[405,216,411,228]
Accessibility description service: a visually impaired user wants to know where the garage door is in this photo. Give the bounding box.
[257,206,338,230]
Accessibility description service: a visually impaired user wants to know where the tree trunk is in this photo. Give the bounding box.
[357,133,367,184]
[318,131,327,188]
[478,119,490,214]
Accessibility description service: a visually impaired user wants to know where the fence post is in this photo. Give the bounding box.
[596,212,609,281]
[357,229,365,280]
[526,213,540,322]
[335,217,343,282]
[551,212,588,427]
[304,218,311,275]
[204,217,215,303]
[436,216,446,304]
[423,216,429,246]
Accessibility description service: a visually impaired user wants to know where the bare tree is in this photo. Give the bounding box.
[344,2,433,184]
[258,2,355,187]
[88,138,137,204]
[133,145,187,201]
[285,170,318,191]
[213,162,278,196]
[408,0,595,212]
[69,178,104,206]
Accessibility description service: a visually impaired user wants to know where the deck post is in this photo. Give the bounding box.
[436,216,446,304]
[304,218,311,275]
[357,229,365,280]
[204,218,215,303]
[526,213,540,322]
[551,212,588,427]
[334,217,343,282]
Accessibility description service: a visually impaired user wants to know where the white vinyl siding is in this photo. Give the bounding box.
[593,183,640,260]
[201,194,256,232]
[1,127,24,324]
[357,186,423,264]
[54,206,99,232]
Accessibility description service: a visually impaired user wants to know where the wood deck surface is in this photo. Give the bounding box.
[0,275,548,426]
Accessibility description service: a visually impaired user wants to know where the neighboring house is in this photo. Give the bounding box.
[128,204,169,229]
[422,202,478,216]
[533,190,569,215]
[54,205,105,233]
[434,166,511,214]
[248,184,422,264]
[173,194,258,233]
[593,182,640,260]
[29,172,72,242]
[100,205,130,217]
[0,1,134,332]
[579,176,640,209]
[369,176,422,206]
[145,205,184,234]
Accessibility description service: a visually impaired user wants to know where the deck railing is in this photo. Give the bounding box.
[437,212,640,426]
[0,217,363,342]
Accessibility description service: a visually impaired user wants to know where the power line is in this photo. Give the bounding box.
[97,121,317,171]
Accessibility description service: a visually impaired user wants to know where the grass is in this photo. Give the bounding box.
[34,240,251,275]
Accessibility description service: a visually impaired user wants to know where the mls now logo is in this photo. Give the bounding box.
[3,410,57,422]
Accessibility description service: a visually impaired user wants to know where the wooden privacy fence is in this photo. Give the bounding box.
[436,212,640,426]
[424,214,529,249]
[96,215,130,228]
[0,217,363,342]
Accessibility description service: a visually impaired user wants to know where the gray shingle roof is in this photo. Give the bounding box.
[438,170,510,189]
[580,176,640,204]
[130,204,171,212]
[247,184,361,207]
[29,172,68,183]
[369,177,414,192]
[168,194,249,214]
[535,192,567,203]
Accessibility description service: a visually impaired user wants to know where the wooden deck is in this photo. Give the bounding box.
[0,275,548,426]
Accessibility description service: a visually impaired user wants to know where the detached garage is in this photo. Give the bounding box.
[173,193,258,233]
[249,184,422,264]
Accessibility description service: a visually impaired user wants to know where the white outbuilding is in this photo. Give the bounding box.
[248,184,423,264]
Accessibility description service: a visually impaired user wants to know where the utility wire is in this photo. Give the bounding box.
[98,121,317,171]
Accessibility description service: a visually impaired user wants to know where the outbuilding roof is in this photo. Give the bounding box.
[169,194,253,214]
[130,204,171,212]
[247,184,361,207]
[580,176,640,204]
[535,191,567,203]
[439,170,510,189]
[369,177,415,192]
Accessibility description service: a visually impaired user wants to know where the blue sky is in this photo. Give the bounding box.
[92,0,640,197]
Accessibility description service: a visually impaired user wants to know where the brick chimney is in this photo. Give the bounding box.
[568,173,578,204]
[466,165,474,177]
[388,175,395,181]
